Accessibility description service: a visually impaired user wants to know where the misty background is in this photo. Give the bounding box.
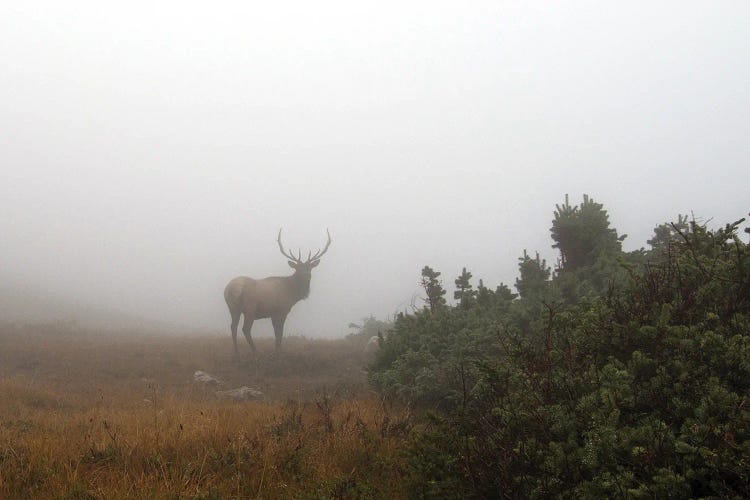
[1,1,748,338]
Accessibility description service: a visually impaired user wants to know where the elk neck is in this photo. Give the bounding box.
[288,270,312,301]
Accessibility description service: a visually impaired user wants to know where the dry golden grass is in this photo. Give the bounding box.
[0,323,410,499]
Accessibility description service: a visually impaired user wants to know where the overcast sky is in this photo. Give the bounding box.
[1,1,748,338]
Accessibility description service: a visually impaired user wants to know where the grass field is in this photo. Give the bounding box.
[0,323,410,499]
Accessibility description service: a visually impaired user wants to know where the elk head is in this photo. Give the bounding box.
[277,228,332,272]
[276,228,332,299]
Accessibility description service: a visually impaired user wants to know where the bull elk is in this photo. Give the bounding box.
[224,229,332,355]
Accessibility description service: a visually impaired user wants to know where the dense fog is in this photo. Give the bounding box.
[1,1,748,337]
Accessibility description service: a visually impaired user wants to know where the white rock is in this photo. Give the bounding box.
[193,370,220,385]
[215,386,263,401]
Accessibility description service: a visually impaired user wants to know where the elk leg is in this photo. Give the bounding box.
[271,316,286,353]
[230,311,241,356]
[242,315,256,353]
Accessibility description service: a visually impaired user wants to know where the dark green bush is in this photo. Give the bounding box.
[371,198,750,498]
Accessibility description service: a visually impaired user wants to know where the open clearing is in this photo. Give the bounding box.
[0,324,409,498]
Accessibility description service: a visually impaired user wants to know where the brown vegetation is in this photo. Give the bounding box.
[0,323,409,498]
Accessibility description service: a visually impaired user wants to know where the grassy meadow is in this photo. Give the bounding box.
[0,323,410,499]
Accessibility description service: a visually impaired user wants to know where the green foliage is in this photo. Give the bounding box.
[371,199,750,498]
[346,315,393,348]
[515,250,551,300]
[551,194,623,271]
[420,266,447,311]
[647,214,689,251]
[549,194,636,305]
[454,267,477,309]
[494,282,517,303]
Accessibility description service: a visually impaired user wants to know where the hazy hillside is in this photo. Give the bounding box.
[0,283,185,333]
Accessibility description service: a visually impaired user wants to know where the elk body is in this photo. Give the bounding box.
[224,229,331,355]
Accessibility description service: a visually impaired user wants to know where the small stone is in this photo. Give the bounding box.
[215,386,263,401]
[193,370,220,385]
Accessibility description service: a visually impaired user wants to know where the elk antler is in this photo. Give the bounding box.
[307,229,332,263]
[277,228,302,263]
[277,229,332,264]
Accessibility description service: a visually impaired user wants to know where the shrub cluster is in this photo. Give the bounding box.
[371,197,750,498]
